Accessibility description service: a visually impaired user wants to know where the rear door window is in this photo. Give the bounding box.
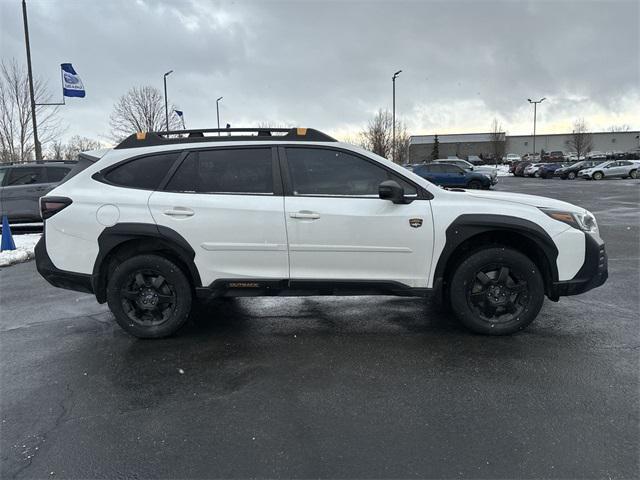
[103,152,179,190]
[165,148,273,194]
[6,167,45,186]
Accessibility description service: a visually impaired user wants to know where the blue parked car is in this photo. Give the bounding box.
[538,163,565,179]
[410,163,492,189]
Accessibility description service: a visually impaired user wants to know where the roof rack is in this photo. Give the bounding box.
[115,127,337,149]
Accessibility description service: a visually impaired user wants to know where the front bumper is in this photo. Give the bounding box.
[551,232,607,298]
[35,232,95,295]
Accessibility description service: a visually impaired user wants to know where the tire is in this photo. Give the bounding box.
[567,171,576,180]
[106,254,193,338]
[592,171,604,180]
[630,169,638,179]
[466,180,482,189]
[534,170,541,178]
[449,247,545,335]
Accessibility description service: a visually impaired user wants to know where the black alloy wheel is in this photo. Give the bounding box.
[107,254,193,338]
[121,270,176,327]
[449,247,545,335]
[467,264,528,323]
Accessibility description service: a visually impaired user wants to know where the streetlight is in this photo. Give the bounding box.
[163,70,173,133]
[216,96,223,135]
[528,97,545,159]
[392,70,402,163]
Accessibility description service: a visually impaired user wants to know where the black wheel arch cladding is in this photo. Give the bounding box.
[433,214,560,295]
[93,223,202,303]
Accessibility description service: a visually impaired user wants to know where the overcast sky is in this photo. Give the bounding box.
[1,0,638,144]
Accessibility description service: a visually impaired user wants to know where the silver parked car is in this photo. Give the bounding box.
[579,160,638,180]
[0,162,73,223]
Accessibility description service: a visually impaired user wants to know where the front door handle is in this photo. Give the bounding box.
[290,211,320,220]
[164,207,194,217]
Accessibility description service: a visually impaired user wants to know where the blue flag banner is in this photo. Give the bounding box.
[61,63,85,98]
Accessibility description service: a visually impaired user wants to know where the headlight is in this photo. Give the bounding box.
[540,208,599,234]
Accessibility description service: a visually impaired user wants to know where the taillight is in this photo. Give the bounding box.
[40,196,72,220]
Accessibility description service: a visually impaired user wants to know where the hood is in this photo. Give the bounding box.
[462,189,583,212]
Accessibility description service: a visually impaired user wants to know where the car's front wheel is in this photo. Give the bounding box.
[567,171,576,180]
[592,171,604,180]
[106,254,193,338]
[449,247,545,335]
[466,180,482,189]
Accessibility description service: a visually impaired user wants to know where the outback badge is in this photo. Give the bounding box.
[409,218,423,228]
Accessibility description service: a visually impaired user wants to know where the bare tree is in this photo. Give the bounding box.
[0,59,63,163]
[109,86,181,141]
[359,109,393,159]
[394,121,410,164]
[489,118,506,164]
[607,124,631,132]
[566,119,593,160]
[63,135,102,160]
[46,140,64,159]
[358,109,409,163]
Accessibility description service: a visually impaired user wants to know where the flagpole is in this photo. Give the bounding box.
[22,0,42,161]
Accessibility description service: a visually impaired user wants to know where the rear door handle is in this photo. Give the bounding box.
[163,207,194,217]
[290,211,320,220]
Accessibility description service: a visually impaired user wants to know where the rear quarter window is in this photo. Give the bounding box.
[102,152,179,190]
[47,166,71,182]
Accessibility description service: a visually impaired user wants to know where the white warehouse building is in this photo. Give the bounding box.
[409,131,640,163]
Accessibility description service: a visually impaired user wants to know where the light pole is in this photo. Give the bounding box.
[216,96,223,135]
[392,70,402,163]
[528,97,545,159]
[163,70,173,132]
[22,0,41,161]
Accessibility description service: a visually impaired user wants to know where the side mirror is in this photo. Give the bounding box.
[379,180,406,204]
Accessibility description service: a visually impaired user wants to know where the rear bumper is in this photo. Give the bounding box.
[551,232,607,298]
[35,232,94,295]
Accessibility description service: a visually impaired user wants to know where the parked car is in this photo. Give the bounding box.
[466,155,485,165]
[548,151,565,162]
[513,161,531,177]
[412,163,493,189]
[0,161,74,223]
[580,160,638,180]
[587,151,607,161]
[522,153,541,162]
[432,159,498,185]
[504,154,521,163]
[524,163,546,177]
[35,126,607,338]
[538,163,565,179]
[554,161,599,180]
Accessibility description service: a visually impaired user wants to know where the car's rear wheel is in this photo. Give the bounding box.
[592,171,604,180]
[567,171,576,180]
[107,254,193,338]
[467,180,482,189]
[630,169,638,179]
[449,247,545,335]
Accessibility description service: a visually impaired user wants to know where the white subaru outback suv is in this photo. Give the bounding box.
[35,127,607,338]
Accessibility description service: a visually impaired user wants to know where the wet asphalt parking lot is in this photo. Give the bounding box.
[1,176,638,479]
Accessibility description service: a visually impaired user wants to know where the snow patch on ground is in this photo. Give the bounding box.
[0,233,41,267]
[495,165,511,176]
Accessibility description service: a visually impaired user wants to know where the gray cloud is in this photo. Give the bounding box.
[1,0,638,143]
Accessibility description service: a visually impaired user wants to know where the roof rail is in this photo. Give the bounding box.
[115,127,337,149]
